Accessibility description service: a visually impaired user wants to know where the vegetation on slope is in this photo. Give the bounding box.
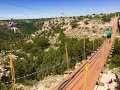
[1,12,119,89]
[109,39,120,69]
[1,26,103,89]
[0,26,25,51]
[109,23,120,69]
[15,19,45,35]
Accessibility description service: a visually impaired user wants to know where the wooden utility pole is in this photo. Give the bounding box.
[9,54,16,90]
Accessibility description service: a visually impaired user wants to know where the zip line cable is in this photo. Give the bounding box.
[4,1,48,14]
[1,1,65,19]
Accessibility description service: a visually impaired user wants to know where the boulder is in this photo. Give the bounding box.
[95,70,119,90]
[109,82,118,90]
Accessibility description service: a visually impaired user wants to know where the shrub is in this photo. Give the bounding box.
[70,20,78,29]
[34,36,49,48]
[84,20,89,25]
[102,16,111,22]
[109,39,120,69]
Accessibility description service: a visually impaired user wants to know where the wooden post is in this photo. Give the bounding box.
[65,42,69,69]
[84,37,86,59]
[118,13,119,17]
[9,54,16,90]
[83,60,90,90]
[118,26,120,36]
[93,38,95,52]
[98,38,99,48]
[101,43,105,65]
[97,27,100,48]
[2,56,5,76]
[115,13,116,17]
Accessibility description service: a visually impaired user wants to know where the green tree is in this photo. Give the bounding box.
[34,36,49,49]
[102,16,111,22]
[70,20,78,29]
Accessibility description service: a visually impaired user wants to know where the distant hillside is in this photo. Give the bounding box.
[0,12,119,51]
[26,12,119,47]
[0,12,120,90]
[15,18,48,34]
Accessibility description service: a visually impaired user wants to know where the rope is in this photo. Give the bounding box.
[1,41,102,89]
[4,61,65,84]
[83,60,90,90]
[9,54,16,90]
[2,49,95,86]
[58,61,88,90]
[58,41,105,90]
[57,30,116,90]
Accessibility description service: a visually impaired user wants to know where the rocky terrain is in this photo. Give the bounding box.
[17,63,120,90]
[94,69,120,90]
[0,14,120,90]
[34,16,113,41]
[21,16,114,51]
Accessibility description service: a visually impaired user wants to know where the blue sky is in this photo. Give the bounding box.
[0,0,120,19]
